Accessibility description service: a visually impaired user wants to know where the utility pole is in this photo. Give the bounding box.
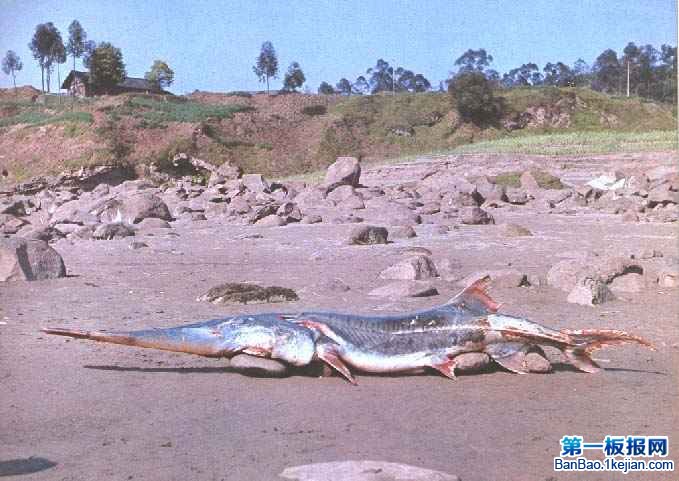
[626,61,630,97]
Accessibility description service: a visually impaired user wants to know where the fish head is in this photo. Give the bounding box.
[215,315,315,367]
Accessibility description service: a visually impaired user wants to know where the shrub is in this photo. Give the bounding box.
[448,71,503,125]
[301,104,327,116]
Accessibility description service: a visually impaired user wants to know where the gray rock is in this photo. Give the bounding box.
[547,259,587,292]
[658,264,678,287]
[197,283,299,305]
[276,202,302,223]
[323,157,361,190]
[0,214,29,234]
[325,185,356,203]
[129,241,149,250]
[368,281,439,298]
[20,225,65,242]
[389,225,417,239]
[280,460,459,481]
[380,255,439,280]
[100,193,172,224]
[255,214,287,227]
[455,352,491,372]
[526,350,552,373]
[460,206,494,225]
[609,273,644,293]
[93,223,135,240]
[136,218,171,229]
[229,354,289,377]
[0,238,66,282]
[505,188,529,205]
[241,174,270,193]
[349,225,388,245]
[567,277,614,306]
[300,215,322,224]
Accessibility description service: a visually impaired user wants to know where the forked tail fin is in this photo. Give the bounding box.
[560,329,656,373]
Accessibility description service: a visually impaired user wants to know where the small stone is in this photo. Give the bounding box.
[93,223,135,240]
[460,206,494,225]
[389,225,417,239]
[348,225,388,245]
[255,214,287,227]
[455,352,491,372]
[526,351,552,373]
[380,255,439,280]
[129,241,149,250]
[299,215,322,224]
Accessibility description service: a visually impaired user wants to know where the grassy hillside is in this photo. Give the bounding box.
[0,86,675,183]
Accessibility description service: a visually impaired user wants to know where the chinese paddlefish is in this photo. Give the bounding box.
[42,277,654,384]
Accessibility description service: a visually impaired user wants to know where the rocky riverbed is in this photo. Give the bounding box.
[1,151,677,481]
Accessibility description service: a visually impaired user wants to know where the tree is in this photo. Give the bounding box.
[637,44,658,98]
[29,22,61,93]
[88,42,126,93]
[658,44,677,102]
[253,41,278,93]
[543,62,574,87]
[66,20,87,72]
[82,40,96,69]
[2,50,23,92]
[49,30,66,93]
[145,60,174,90]
[572,58,591,87]
[352,75,369,94]
[366,58,394,93]
[592,49,621,93]
[335,78,352,95]
[318,81,335,94]
[395,68,431,92]
[282,62,305,92]
[448,71,501,125]
[502,63,542,87]
[455,48,494,74]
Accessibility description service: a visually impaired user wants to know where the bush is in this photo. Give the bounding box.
[448,71,503,125]
[301,105,327,116]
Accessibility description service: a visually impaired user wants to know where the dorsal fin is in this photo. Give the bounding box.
[447,275,501,313]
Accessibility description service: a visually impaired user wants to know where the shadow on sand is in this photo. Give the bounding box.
[0,457,57,477]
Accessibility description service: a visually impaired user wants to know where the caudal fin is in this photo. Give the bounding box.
[560,329,655,373]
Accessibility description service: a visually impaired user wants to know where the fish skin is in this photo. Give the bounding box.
[291,277,655,383]
[43,314,317,367]
[42,277,654,384]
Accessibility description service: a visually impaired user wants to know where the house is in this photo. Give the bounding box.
[61,70,166,97]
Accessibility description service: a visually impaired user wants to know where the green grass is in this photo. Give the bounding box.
[448,130,677,155]
[0,110,93,128]
[118,96,255,123]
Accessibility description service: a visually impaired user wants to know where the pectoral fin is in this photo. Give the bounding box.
[316,341,357,385]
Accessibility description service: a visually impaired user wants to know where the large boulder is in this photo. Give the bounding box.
[379,255,439,280]
[323,157,361,191]
[0,238,66,281]
[280,461,459,481]
[93,223,136,240]
[99,193,172,224]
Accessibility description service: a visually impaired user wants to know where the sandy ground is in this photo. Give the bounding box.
[1,155,678,481]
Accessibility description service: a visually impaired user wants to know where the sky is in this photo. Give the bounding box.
[0,0,676,94]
